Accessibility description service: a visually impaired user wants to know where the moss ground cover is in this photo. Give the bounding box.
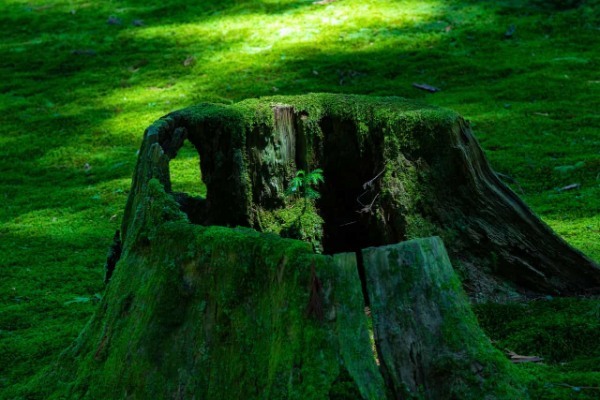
[0,0,598,398]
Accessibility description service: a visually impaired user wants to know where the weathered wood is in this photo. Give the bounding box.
[34,180,384,399]
[363,237,526,399]
[332,253,387,399]
[103,230,122,284]
[132,94,600,298]
[26,94,598,399]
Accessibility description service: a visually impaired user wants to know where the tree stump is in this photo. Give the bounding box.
[26,94,600,399]
[121,93,599,298]
[37,181,388,399]
[363,237,525,399]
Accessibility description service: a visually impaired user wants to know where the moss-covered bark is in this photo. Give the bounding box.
[25,94,599,399]
[363,238,526,399]
[32,187,525,399]
[34,179,384,399]
[137,93,598,298]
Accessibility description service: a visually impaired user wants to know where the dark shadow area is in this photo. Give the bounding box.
[318,116,390,255]
[317,117,392,306]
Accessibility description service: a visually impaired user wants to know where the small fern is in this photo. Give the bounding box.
[284,169,325,252]
[286,169,324,202]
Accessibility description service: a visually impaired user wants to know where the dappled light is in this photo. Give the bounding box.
[1,0,599,398]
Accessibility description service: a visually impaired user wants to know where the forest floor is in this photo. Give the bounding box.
[0,0,598,398]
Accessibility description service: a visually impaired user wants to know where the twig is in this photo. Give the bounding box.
[412,83,441,93]
[357,168,385,207]
[363,168,385,190]
[357,193,379,214]
[339,221,358,227]
[550,382,600,391]
[356,190,369,207]
[558,183,581,192]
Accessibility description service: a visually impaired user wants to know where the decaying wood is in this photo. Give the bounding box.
[103,230,122,284]
[306,262,324,320]
[363,237,524,399]
[120,94,599,298]
[32,94,598,399]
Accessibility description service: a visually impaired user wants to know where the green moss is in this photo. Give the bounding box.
[181,93,458,256]
[258,199,324,253]
[16,176,387,399]
[475,299,600,363]
[474,299,600,400]
[2,0,599,396]
[328,368,363,400]
[363,238,530,399]
[169,140,206,197]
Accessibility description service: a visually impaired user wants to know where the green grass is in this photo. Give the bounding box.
[0,0,598,398]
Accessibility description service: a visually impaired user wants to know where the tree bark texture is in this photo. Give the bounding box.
[40,181,385,399]
[29,94,599,399]
[363,237,524,399]
[35,193,524,399]
[123,94,598,298]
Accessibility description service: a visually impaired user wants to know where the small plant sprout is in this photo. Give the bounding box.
[286,169,324,207]
[283,168,325,252]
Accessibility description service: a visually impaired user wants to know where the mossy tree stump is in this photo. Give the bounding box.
[125,93,599,298]
[30,94,599,399]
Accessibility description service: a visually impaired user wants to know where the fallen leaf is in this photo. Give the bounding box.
[71,49,96,56]
[107,16,122,25]
[412,83,441,93]
[506,350,543,363]
[558,183,581,192]
[505,24,516,38]
[183,56,196,67]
